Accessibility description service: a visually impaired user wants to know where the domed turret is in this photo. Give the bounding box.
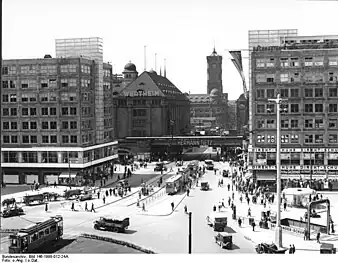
[124,62,137,72]
[210,88,221,97]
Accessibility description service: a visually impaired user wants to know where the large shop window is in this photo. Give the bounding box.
[41,152,58,163]
[328,153,338,165]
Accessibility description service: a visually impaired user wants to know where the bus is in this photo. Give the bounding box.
[205,160,214,170]
[8,215,63,253]
[166,174,184,195]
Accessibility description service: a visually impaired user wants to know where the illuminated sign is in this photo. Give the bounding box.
[123,89,160,97]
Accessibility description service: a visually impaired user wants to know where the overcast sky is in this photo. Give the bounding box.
[3,0,338,100]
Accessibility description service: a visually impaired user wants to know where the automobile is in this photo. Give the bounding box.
[320,243,336,254]
[94,217,130,233]
[204,160,214,170]
[1,206,24,218]
[154,162,167,172]
[255,243,288,254]
[214,232,232,249]
[200,182,210,191]
[206,212,227,231]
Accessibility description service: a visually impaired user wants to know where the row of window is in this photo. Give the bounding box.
[2,93,78,103]
[257,118,338,129]
[255,56,338,68]
[2,107,77,117]
[256,134,338,144]
[255,72,338,84]
[2,79,92,89]
[2,64,96,75]
[2,121,78,130]
[256,87,338,99]
[116,99,163,107]
[2,135,78,144]
[256,103,338,113]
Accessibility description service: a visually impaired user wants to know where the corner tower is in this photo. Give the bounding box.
[207,48,223,94]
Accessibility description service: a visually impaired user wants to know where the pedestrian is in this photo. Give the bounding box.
[184,205,188,214]
[171,202,175,211]
[248,207,251,217]
[316,232,320,243]
[320,194,323,199]
[292,244,296,254]
[252,221,256,231]
[284,202,287,211]
[227,184,230,191]
[142,203,146,211]
[187,189,190,197]
[103,196,106,204]
[85,202,88,211]
[304,229,308,240]
[240,195,243,203]
[97,191,100,199]
[71,202,75,211]
[247,197,250,205]
[105,190,108,197]
[91,203,95,212]
[45,203,48,212]
[213,205,216,212]
[289,245,292,254]
[232,192,234,200]
[214,169,216,175]
[222,199,225,208]
[238,217,242,227]
[109,188,112,196]
[228,197,231,206]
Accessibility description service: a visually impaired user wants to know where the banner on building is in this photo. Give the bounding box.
[229,50,247,98]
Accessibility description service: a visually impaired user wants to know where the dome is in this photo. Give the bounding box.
[148,69,157,75]
[124,62,137,72]
[210,88,221,97]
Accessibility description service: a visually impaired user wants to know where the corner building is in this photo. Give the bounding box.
[1,55,117,185]
[250,35,338,188]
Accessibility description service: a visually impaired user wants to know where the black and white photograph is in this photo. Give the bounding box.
[1,0,338,259]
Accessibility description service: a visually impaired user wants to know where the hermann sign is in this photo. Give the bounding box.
[123,89,160,97]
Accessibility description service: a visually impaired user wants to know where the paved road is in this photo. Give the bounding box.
[1,162,256,254]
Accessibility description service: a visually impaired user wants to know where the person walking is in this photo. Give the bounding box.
[85,202,88,211]
[221,199,225,208]
[227,184,230,191]
[240,195,243,203]
[228,197,231,206]
[97,191,100,199]
[71,202,75,211]
[283,202,287,211]
[184,205,188,214]
[232,192,235,200]
[171,202,175,211]
[103,196,106,204]
[142,203,146,212]
[289,245,292,254]
[187,189,190,197]
[90,203,95,212]
[238,217,242,227]
[292,244,296,254]
[248,207,251,217]
[316,232,321,243]
[45,203,48,212]
[213,205,216,212]
[109,188,112,196]
[252,221,256,231]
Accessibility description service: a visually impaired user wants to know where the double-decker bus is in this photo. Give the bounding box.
[166,174,184,195]
[8,215,63,253]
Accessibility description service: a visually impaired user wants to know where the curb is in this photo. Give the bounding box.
[80,233,156,254]
[139,192,188,217]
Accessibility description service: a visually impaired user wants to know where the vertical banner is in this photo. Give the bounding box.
[229,51,248,98]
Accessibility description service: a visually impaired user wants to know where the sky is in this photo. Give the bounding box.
[3,0,338,100]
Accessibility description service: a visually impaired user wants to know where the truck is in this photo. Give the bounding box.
[93,217,130,233]
[206,212,228,232]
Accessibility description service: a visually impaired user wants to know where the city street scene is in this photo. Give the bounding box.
[1,0,338,258]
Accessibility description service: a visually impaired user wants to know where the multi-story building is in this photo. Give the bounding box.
[1,38,118,185]
[250,35,338,186]
[248,29,298,147]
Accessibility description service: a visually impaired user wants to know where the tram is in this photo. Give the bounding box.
[8,215,63,253]
[166,174,184,195]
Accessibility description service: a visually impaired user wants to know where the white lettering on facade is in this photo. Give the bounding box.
[123,90,160,97]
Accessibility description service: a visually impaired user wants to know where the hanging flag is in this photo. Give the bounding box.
[229,51,248,98]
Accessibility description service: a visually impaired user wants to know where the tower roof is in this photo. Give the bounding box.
[211,47,217,56]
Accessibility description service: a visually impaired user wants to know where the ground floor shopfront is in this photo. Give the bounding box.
[1,141,118,185]
[248,146,338,191]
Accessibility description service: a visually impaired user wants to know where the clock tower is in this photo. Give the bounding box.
[207,48,223,94]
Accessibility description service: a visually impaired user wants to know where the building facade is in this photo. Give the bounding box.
[249,35,338,184]
[114,65,190,139]
[1,38,118,185]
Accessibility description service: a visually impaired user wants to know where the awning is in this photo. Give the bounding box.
[256,174,276,181]
[59,172,77,178]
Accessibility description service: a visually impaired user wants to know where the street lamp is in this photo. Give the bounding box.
[268,93,286,248]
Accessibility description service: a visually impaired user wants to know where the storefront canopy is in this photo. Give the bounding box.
[59,172,77,178]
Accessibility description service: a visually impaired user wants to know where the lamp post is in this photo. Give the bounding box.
[268,93,284,248]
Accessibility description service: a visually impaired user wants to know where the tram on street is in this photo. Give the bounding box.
[8,215,63,253]
[166,174,184,195]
